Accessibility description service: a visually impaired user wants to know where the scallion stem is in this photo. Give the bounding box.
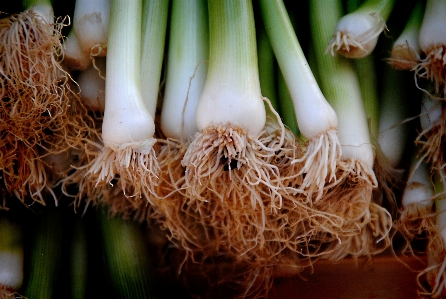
[140,0,169,118]
[22,208,63,299]
[160,0,207,141]
[87,0,159,200]
[98,211,155,299]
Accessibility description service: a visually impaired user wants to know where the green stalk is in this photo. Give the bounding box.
[355,55,380,140]
[353,0,395,18]
[277,69,299,137]
[257,16,279,114]
[70,217,88,299]
[23,0,52,9]
[22,208,63,299]
[273,4,299,137]
[98,211,154,299]
[140,0,169,117]
[160,0,208,140]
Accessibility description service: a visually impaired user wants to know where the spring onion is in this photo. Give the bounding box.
[310,0,392,259]
[259,0,341,202]
[87,0,159,200]
[310,0,376,185]
[151,0,206,248]
[155,2,301,280]
[414,0,446,96]
[72,0,109,57]
[326,0,395,58]
[77,57,106,112]
[388,0,424,70]
[398,150,435,246]
[62,27,91,71]
[181,0,286,207]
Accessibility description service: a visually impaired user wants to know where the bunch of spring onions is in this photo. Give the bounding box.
[5,0,446,298]
[387,0,446,296]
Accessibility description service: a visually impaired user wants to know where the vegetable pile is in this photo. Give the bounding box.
[1,0,446,298]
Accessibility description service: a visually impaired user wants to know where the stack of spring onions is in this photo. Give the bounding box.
[2,0,446,297]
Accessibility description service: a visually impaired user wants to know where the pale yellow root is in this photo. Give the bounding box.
[182,123,286,209]
[134,138,188,224]
[313,164,374,237]
[0,11,101,206]
[291,129,341,203]
[415,105,446,185]
[396,203,436,247]
[301,158,392,261]
[373,152,405,217]
[0,10,68,138]
[322,203,392,261]
[58,136,106,211]
[146,120,338,296]
[387,43,421,70]
[86,138,160,203]
[153,121,315,265]
[0,139,53,206]
[414,46,446,96]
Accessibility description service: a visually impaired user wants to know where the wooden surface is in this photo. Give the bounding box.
[270,255,425,299]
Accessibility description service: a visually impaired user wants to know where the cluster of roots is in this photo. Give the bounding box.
[95,118,390,297]
[415,102,446,184]
[388,43,420,70]
[415,46,446,97]
[0,10,100,207]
